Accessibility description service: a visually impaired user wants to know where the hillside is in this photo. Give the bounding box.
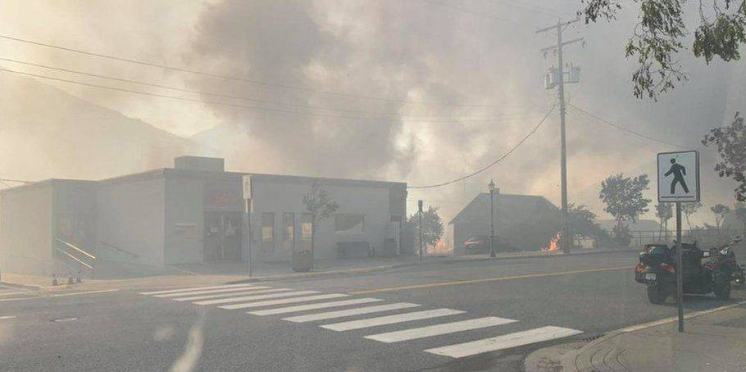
[0,73,200,183]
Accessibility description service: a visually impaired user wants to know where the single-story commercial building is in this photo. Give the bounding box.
[450,191,560,255]
[0,156,407,275]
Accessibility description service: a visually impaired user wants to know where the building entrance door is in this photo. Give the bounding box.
[204,212,242,262]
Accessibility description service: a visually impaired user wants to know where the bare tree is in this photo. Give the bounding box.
[655,202,673,242]
[302,182,339,267]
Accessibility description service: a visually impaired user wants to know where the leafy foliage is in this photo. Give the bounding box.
[580,0,746,99]
[600,173,651,245]
[407,206,444,249]
[702,113,746,201]
[711,203,732,229]
[569,203,613,247]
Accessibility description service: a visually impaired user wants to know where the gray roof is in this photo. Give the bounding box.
[449,193,559,225]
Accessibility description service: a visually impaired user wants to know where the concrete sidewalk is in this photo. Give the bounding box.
[526,301,746,372]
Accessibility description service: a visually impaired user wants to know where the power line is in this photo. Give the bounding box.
[408,104,556,189]
[0,33,507,109]
[568,104,687,150]
[0,67,535,124]
[0,57,531,119]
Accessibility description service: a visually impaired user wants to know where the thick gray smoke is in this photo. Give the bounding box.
[183,0,743,227]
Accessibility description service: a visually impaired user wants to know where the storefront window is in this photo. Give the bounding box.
[335,213,365,234]
[283,213,294,252]
[261,212,274,252]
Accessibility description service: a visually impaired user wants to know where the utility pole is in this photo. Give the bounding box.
[537,18,583,255]
[418,200,424,261]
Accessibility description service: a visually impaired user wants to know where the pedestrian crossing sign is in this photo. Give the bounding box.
[657,151,700,202]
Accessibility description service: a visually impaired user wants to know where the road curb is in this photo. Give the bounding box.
[0,280,43,291]
[229,248,638,284]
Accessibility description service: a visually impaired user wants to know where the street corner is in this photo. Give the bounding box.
[523,340,587,372]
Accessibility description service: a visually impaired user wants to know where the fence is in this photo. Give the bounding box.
[628,228,745,248]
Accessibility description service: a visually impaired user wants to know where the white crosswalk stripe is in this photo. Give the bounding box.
[140,283,255,296]
[364,316,518,343]
[140,283,585,359]
[173,288,292,301]
[219,294,349,310]
[194,290,319,306]
[154,285,269,298]
[321,308,465,332]
[424,326,584,358]
[283,303,421,323]
[248,298,382,316]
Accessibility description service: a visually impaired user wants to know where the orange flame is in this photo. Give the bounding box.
[542,232,562,252]
[427,240,452,256]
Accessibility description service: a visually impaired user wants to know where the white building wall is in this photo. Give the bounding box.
[96,175,166,267]
[250,177,402,262]
[0,183,54,274]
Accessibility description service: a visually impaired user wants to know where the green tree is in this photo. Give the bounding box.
[682,202,703,232]
[599,173,651,246]
[711,204,732,230]
[569,203,612,248]
[580,0,746,99]
[407,206,444,253]
[702,113,746,201]
[302,182,339,267]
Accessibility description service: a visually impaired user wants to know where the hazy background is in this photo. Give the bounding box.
[1,0,743,241]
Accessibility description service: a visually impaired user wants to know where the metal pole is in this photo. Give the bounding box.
[490,191,496,258]
[245,199,252,277]
[676,202,684,332]
[419,211,423,261]
[418,200,423,261]
[556,20,570,255]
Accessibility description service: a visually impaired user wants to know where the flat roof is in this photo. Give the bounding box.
[3,167,406,192]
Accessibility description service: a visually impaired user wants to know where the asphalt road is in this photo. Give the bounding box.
[1,250,744,372]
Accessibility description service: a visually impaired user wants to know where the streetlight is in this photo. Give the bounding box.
[488,179,497,258]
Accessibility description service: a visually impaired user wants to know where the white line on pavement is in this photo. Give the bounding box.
[194,290,319,306]
[248,298,382,316]
[219,294,349,310]
[424,326,583,358]
[140,283,256,296]
[0,289,120,302]
[0,315,17,320]
[283,303,421,323]
[365,316,518,343]
[172,288,291,301]
[154,285,267,298]
[320,308,465,332]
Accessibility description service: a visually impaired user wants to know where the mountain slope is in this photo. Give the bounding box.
[0,73,200,183]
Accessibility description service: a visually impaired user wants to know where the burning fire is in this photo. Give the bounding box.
[427,240,452,256]
[542,232,562,252]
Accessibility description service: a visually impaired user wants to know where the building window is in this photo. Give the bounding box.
[282,213,294,252]
[261,213,275,252]
[301,213,313,251]
[335,213,365,234]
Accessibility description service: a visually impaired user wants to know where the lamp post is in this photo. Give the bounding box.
[488,179,496,258]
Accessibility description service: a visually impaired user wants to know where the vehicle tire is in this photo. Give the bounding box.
[714,280,731,301]
[647,285,667,304]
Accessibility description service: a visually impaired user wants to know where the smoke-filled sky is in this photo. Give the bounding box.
[1,0,743,229]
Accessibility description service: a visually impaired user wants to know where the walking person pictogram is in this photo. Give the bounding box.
[664,158,689,194]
